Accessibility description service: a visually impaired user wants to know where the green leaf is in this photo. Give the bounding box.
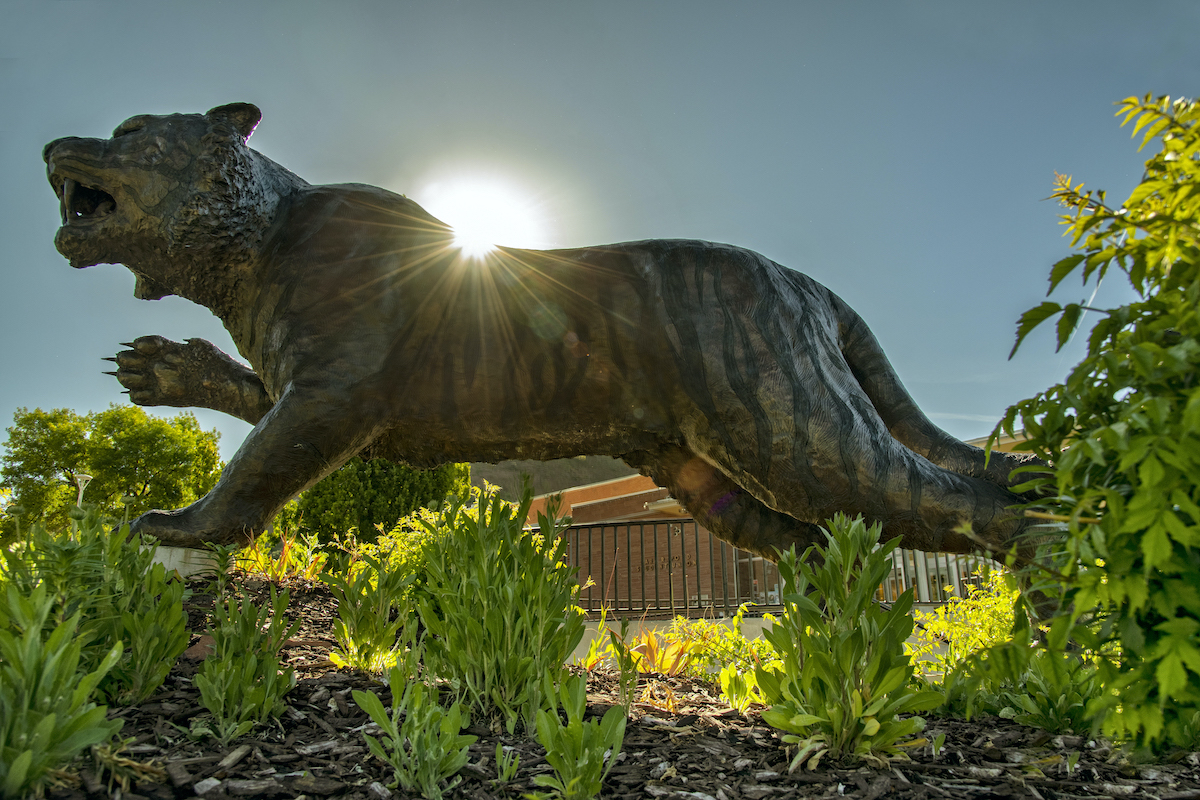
[1048,254,1086,293]
[1010,302,1062,359]
[1142,522,1173,568]
[3,750,33,798]
[1055,304,1084,351]
[1156,653,1189,697]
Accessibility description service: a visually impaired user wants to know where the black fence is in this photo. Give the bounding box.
[562,519,994,619]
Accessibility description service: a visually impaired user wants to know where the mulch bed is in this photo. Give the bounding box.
[49,575,1200,800]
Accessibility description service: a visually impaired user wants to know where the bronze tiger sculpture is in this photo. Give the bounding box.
[43,103,1037,559]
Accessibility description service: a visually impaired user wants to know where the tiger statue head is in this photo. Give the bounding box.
[43,103,305,312]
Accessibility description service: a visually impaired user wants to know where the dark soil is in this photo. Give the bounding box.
[50,575,1200,800]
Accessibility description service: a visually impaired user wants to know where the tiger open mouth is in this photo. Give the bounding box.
[52,175,116,226]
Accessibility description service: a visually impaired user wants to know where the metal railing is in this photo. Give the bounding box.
[562,518,994,619]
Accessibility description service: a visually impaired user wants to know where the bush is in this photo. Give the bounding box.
[193,588,298,745]
[756,514,943,769]
[416,484,585,733]
[353,670,476,800]
[0,514,189,705]
[997,93,1200,751]
[908,568,1018,676]
[293,458,470,544]
[668,603,780,678]
[321,553,419,676]
[0,584,123,800]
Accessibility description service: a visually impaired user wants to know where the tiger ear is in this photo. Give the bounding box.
[206,103,262,140]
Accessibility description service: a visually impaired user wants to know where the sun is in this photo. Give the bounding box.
[417,177,548,258]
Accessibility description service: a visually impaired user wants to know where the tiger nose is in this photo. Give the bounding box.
[43,137,82,163]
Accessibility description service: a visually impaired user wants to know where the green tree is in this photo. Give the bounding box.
[1,404,221,539]
[295,458,470,543]
[997,94,1200,751]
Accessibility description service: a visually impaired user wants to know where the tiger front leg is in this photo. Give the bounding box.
[129,385,374,547]
[107,335,274,425]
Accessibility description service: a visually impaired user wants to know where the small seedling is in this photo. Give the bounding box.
[719,663,763,714]
[494,743,520,784]
[607,620,638,713]
[353,670,476,800]
[531,674,626,800]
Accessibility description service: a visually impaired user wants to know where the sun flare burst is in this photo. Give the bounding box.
[417,177,548,258]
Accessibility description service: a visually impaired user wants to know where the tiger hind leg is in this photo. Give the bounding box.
[625,446,826,561]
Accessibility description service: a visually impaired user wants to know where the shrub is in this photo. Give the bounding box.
[416,484,585,733]
[997,93,1200,751]
[0,584,123,800]
[0,514,188,705]
[668,603,780,677]
[320,553,419,676]
[193,587,298,745]
[756,514,943,769]
[353,670,476,800]
[908,567,1018,676]
[531,674,626,800]
[294,458,469,544]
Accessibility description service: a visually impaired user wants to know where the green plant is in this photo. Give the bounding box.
[996,93,1200,751]
[718,663,763,714]
[416,485,585,733]
[239,529,328,582]
[530,674,626,800]
[607,619,638,712]
[756,514,943,769]
[668,603,780,678]
[574,605,610,671]
[0,584,124,800]
[495,742,521,784]
[997,650,1102,735]
[908,567,1018,676]
[353,669,477,800]
[939,634,1106,736]
[203,542,239,597]
[98,558,188,705]
[0,515,189,705]
[321,553,419,675]
[193,587,298,745]
[295,456,470,545]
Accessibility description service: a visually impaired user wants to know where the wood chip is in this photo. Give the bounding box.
[165,762,194,788]
[216,743,253,771]
[288,773,346,795]
[225,778,285,796]
[295,740,339,756]
[193,777,221,796]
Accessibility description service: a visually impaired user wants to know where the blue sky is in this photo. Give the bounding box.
[2,1,1198,463]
